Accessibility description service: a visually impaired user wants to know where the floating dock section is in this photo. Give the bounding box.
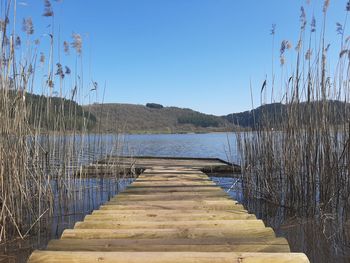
[28,157,309,262]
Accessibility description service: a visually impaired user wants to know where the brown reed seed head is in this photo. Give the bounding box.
[323,0,330,13]
[336,23,344,35]
[71,33,82,55]
[65,66,71,75]
[63,41,70,55]
[339,49,349,58]
[43,0,54,17]
[15,36,21,48]
[270,24,276,35]
[22,18,34,35]
[40,52,45,64]
[311,16,316,32]
[300,6,307,30]
[305,49,312,60]
[55,63,64,79]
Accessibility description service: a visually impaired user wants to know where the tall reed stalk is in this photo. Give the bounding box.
[237,1,350,217]
[0,0,123,246]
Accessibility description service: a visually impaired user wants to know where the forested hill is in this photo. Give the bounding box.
[83,103,232,133]
[223,100,350,128]
[3,91,97,131]
[222,103,286,128]
[15,95,350,133]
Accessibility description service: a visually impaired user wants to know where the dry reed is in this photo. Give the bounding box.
[237,1,350,218]
[0,0,126,246]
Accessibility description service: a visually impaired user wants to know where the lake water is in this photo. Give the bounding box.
[122,133,240,161]
[1,132,349,263]
[42,132,240,170]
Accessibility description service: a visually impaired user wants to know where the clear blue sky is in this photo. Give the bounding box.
[15,0,345,115]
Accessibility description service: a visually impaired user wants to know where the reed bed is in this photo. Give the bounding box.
[0,0,127,247]
[237,0,350,217]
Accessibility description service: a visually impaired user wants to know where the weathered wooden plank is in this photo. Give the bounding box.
[103,205,245,213]
[132,182,216,186]
[132,182,220,186]
[61,227,276,240]
[115,191,228,196]
[99,204,244,210]
[112,192,230,200]
[112,194,232,201]
[113,195,231,201]
[28,251,310,263]
[132,176,215,181]
[133,180,215,184]
[83,213,257,221]
[136,178,213,181]
[126,184,222,188]
[93,203,242,211]
[73,219,265,229]
[94,208,247,214]
[135,176,212,179]
[91,209,249,218]
[107,200,238,206]
[123,186,226,193]
[49,237,289,247]
[103,203,240,211]
[47,238,291,252]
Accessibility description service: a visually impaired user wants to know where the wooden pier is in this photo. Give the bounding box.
[28,157,309,262]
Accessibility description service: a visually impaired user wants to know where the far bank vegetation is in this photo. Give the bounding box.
[85,103,232,133]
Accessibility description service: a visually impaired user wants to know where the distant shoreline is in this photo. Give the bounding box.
[36,129,240,136]
[34,124,251,136]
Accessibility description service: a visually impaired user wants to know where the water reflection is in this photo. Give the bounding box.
[212,177,350,263]
[0,178,133,263]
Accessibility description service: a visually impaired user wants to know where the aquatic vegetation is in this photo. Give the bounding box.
[0,0,124,247]
[238,0,350,216]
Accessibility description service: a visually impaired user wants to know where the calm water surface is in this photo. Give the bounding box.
[122,133,239,161]
[212,177,350,263]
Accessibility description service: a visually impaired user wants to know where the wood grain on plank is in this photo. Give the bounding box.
[28,251,310,263]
